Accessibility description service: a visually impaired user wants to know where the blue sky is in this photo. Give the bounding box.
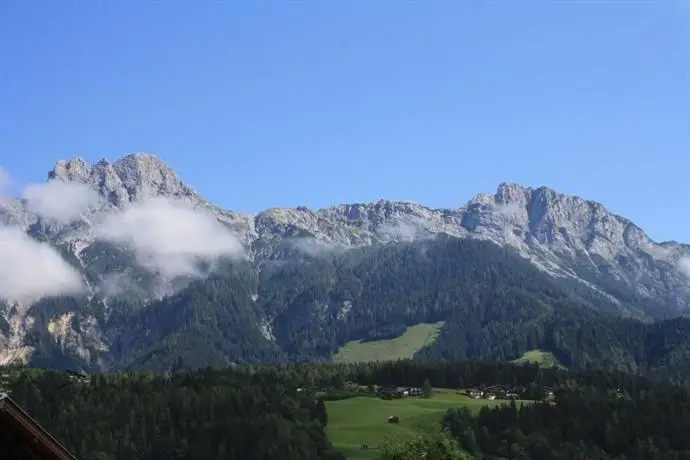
[1,2,688,242]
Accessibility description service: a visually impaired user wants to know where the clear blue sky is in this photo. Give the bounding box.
[1,2,688,242]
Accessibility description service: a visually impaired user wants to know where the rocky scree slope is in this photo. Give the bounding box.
[0,153,689,370]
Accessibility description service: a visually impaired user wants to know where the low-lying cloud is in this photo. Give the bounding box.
[93,197,245,280]
[0,166,247,305]
[23,180,99,224]
[680,257,690,278]
[0,226,85,306]
[290,237,346,257]
[98,272,148,298]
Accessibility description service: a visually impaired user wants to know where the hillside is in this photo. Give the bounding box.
[1,153,690,378]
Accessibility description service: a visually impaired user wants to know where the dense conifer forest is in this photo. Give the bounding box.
[8,237,690,458]
[4,359,690,459]
[21,237,690,383]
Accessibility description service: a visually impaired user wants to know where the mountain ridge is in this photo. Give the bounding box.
[4,153,690,315]
[1,153,690,374]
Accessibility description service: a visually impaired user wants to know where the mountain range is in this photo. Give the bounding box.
[2,153,690,378]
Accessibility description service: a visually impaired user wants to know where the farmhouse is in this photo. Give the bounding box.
[377,386,404,399]
[467,389,484,399]
[65,370,90,384]
[376,385,424,399]
[407,387,423,396]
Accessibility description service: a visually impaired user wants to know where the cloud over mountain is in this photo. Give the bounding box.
[680,257,690,278]
[0,226,85,305]
[22,180,100,223]
[93,197,245,279]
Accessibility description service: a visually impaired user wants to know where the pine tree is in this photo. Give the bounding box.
[422,378,433,398]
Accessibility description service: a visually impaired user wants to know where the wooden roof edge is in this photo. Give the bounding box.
[0,392,79,460]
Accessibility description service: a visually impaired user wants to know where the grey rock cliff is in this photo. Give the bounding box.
[1,153,690,366]
[50,153,197,206]
[4,153,690,312]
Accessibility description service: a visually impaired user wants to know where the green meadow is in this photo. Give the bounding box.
[511,349,565,369]
[325,389,528,460]
[332,322,444,363]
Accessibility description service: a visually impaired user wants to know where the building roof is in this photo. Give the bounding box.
[0,392,79,460]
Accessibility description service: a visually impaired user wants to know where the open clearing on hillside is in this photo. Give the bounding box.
[326,389,529,460]
[511,349,565,369]
[333,322,444,363]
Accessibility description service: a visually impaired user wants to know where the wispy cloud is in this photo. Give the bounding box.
[97,272,147,298]
[23,180,100,223]
[93,197,245,280]
[289,237,346,257]
[680,257,690,278]
[0,226,85,307]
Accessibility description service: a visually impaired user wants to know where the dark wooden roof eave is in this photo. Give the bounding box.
[0,392,79,460]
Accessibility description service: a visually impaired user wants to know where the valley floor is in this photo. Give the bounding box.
[325,388,532,460]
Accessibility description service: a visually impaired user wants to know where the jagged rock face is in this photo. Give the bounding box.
[1,153,690,367]
[457,184,690,313]
[246,182,690,315]
[3,153,690,307]
[49,153,197,207]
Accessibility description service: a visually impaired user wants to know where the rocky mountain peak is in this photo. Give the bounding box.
[48,153,197,206]
[110,153,196,202]
[495,182,532,205]
[49,157,90,182]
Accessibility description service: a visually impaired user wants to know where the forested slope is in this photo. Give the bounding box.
[20,237,690,383]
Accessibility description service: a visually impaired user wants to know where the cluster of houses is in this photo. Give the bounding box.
[465,385,555,401]
[377,385,424,399]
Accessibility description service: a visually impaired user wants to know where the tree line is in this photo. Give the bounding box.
[4,358,690,459]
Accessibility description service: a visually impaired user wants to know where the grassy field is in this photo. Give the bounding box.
[326,388,527,460]
[332,322,444,363]
[511,349,565,369]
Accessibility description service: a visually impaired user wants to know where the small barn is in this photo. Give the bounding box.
[0,392,79,460]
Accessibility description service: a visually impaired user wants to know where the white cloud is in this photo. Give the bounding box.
[680,257,690,278]
[23,180,100,223]
[93,197,245,279]
[290,238,345,256]
[98,272,147,298]
[0,226,85,305]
